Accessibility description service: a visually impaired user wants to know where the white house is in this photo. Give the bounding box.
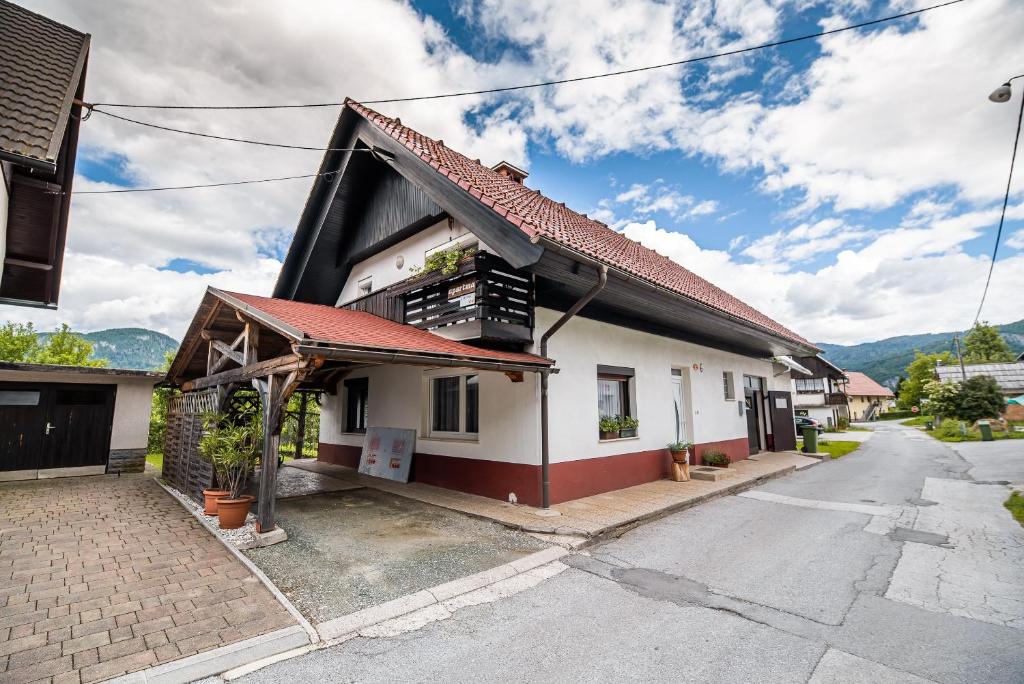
[169,101,818,511]
[789,355,850,429]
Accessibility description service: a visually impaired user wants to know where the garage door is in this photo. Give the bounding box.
[0,382,116,478]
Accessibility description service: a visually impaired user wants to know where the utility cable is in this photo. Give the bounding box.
[70,172,333,195]
[83,0,965,111]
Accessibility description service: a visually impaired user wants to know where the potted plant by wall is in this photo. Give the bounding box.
[667,441,693,464]
[198,412,230,515]
[619,415,639,438]
[599,415,621,440]
[210,414,261,530]
[701,450,730,468]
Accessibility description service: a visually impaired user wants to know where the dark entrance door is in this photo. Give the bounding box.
[0,382,116,475]
[768,390,797,451]
[744,388,760,455]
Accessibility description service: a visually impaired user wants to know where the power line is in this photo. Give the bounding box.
[973,91,1024,325]
[84,0,965,112]
[69,172,333,195]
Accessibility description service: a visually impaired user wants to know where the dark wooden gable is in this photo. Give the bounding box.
[291,149,444,305]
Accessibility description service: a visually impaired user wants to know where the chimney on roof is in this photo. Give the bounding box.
[491,161,528,184]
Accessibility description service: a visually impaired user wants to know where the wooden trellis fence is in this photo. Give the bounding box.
[162,390,218,502]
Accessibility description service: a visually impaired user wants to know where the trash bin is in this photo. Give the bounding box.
[978,420,994,442]
[925,420,934,431]
[802,426,818,453]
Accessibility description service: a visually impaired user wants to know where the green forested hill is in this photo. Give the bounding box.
[816,320,1024,387]
[37,328,179,370]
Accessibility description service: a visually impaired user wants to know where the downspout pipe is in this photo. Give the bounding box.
[539,264,608,509]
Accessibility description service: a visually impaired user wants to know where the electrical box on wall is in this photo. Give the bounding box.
[738,400,745,416]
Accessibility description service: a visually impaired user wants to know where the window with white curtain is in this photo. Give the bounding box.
[427,373,479,438]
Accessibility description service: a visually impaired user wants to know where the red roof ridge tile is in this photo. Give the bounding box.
[343,100,811,348]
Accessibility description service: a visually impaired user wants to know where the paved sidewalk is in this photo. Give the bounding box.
[0,475,296,683]
[289,451,817,538]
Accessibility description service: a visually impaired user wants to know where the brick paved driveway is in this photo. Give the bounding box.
[0,475,296,683]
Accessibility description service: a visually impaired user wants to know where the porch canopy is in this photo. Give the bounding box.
[165,287,554,533]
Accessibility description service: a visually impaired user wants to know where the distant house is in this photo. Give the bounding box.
[0,0,90,308]
[936,361,1024,420]
[844,371,894,421]
[166,100,818,529]
[789,355,849,429]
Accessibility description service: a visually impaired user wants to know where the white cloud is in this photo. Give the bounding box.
[1007,229,1024,251]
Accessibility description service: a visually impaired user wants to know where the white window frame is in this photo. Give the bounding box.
[723,371,735,401]
[424,370,479,440]
[357,276,373,296]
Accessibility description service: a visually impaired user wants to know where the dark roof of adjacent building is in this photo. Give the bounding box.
[0,361,163,379]
[345,101,810,348]
[0,0,90,170]
[844,371,893,397]
[936,361,1024,394]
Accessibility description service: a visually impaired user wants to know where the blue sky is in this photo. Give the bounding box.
[5,0,1023,344]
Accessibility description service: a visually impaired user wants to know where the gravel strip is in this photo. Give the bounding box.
[165,483,262,549]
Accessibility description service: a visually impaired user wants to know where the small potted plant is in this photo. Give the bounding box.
[619,415,639,438]
[667,441,693,464]
[599,415,621,440]
[700,450,730,468]
[198,412,230,515]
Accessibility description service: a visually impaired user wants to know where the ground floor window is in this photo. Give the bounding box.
[428,373,479,438]
[344,377,368,433]
[597,365,637,438]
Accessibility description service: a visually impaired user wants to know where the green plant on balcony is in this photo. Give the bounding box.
[410,245,476,277]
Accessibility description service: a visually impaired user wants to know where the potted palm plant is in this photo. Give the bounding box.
[198,412,230,515]
[599,415,621,440]
[203,412,261,529]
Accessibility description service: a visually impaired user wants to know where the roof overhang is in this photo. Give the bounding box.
[773,356,814,377]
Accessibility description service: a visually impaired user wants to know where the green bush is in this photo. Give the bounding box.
[956,375,1004,423]
[701,450,729,467]
[877,411,917,420]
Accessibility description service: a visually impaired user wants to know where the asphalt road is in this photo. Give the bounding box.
[235,422,1024,683]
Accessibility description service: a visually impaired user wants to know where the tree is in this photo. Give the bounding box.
[898,351,955,411]
[31,324,107,367]
[962,322,1014,363]
[0,322,39,361]
[956,375,1004,423]
[923,379,960,420]
[148,350,177,456]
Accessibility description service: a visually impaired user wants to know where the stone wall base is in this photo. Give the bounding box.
[108,448,146,474]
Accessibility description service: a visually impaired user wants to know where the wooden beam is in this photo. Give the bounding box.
[183,354,305,392]
[210,339,243,373]
[244,323,259,365]
[254,374,281,533]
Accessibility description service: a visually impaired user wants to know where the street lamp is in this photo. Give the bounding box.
[989,74,1023,103]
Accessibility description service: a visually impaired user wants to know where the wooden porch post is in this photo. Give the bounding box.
[255,374,281,533]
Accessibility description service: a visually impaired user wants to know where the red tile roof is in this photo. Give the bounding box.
[221,290,552,367]
[346,100,810,348]
[843,371,894,397]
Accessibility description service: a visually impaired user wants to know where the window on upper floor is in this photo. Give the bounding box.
[795,378,826,393]
[357,276,372,296]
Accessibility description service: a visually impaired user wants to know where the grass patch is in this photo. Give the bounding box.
[817,440,862,459]
[900,415,934,427]
[1005,492,1024,528]
[844,425,871,432]
[146,452,163,471]
[926,420,1024,442]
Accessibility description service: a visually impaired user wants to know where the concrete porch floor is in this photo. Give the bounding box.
[286,451,820,539]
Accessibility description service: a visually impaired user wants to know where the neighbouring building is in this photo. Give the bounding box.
[0,362,161,480]
[0,0,90,307]
[936,360,1024,421]
[790,355,849,428]
[844,371,894,421]
[165,100,818,530]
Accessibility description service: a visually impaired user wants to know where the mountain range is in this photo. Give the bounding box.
[816,319,1024,387]
[39,328,179,370]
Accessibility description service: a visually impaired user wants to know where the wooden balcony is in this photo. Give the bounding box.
[825,393,848,406]
[343,251,534,345]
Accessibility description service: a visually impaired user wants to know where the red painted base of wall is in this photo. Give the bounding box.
[317,436,753,507]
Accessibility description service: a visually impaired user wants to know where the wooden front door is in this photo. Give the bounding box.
[768,391,797,451]
[0,383,116,476]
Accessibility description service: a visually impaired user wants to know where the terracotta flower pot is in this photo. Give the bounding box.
[217,496,254,530]
[669,449,689,464]
[202,489,230,515]
[600,431,620,440]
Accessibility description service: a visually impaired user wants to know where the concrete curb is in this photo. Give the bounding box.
[153,478,320,645]
[106,626,309,684]
[315,545,569,642]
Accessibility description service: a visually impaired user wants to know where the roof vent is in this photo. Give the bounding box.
[491,161,529,184]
